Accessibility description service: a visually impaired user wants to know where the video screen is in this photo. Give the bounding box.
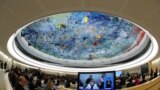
[78,71,115,90]
[116,71,122,77]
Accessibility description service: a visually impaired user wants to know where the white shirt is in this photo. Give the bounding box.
[86,83,99,89]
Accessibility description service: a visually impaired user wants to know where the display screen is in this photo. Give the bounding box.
[78,71,115,90]
[116,71,122,77]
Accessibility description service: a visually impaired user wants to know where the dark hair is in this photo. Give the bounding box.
[50,77,54,81]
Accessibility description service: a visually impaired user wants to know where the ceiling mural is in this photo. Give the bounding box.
[20,11,145,60]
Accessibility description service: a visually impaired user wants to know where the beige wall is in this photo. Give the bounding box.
[151,58,160,72]
[123,66,141,74]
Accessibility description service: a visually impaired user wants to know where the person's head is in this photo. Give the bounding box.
[134,73,137,78]
[33,76,37,81]
[50,77,54,81]
[18,76,27,87]
[89,75,92,78]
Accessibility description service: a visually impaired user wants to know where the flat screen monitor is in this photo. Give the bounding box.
[78,71,115,90]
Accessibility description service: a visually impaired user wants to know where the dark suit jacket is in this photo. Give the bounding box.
[15,83,25,90]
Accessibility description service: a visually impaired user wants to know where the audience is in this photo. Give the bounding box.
[115,71,159,89]
[8,66,77,90]
[6,66,160,90]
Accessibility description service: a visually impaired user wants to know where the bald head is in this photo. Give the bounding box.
[18,76,27,87]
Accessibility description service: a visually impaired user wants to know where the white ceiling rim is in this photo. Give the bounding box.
[7,30,158,72]
[14,12,150,67]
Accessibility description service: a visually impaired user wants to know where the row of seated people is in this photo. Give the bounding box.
[8,66,77,90]
[115,71,160,89]
[6,65,160,90]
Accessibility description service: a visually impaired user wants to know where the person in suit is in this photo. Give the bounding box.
[79,80,84,90]
[15,76,27,90]
[140,74,146,84]
[154,72,158,78]
[29,76,37,90]
[86,79,99,90]
[106,78,112,88]
[86,75,93,85]
[99,74,104,89]
[79,80,83,87]
[65,78,71,88]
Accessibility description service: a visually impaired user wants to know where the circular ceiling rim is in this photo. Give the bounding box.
[7,29,158,72]
[14,11,150,67]
[0,1,159,65]
[6,9,158,72]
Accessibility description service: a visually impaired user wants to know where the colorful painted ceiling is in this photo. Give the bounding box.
[21,12,145,60]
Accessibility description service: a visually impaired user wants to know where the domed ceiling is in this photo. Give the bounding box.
[4,0,159,72]
[19,11,145,60]
[8,11,156,68]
